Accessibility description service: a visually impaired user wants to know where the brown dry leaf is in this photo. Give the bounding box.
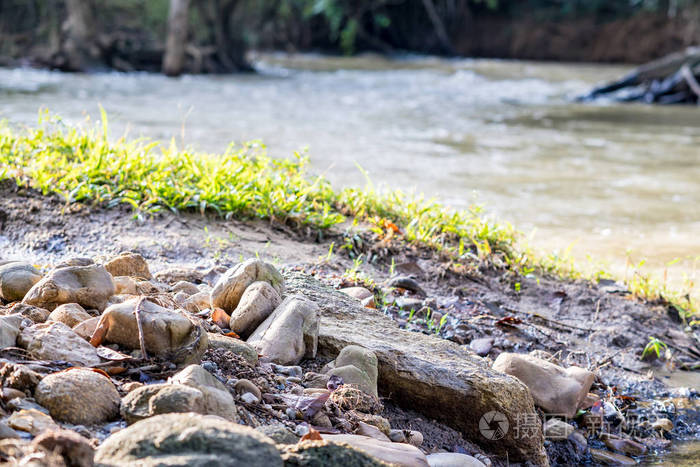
[60,367,112,379]
[300,427,323,442]
[212,307,231,328]
[105,366,127,375]
[224,331,240,339]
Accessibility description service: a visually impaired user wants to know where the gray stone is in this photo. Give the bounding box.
[0,262,42,302]
[171,281,200,295]
[35,369,120,425]
[324,345,378,398]
[0,314,22,349]
[492,353,595,418]
[211,259,285,314]
[18,322,101,366]
[256,424,300,444]
[206,332,258,365]
[426,453,486,467]
[94,413,283,467]
[23,264,115,312]
[284,271,547,465]
[229,281,282,338]
[169,365,238,421]
[247,295,319,365]
[92,298,207,364]
[47,303,91,328]
[281,440,387,467]
[104,252,152,279]
[323,434,428,466]
[120,383,205,424]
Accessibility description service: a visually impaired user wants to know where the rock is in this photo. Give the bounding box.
[426,453,487,467]
[324,345,378,398]
[23,264,115,312]
[406,431,423,447]
[579,392,600,410]
[47,303,91,328]
[0,363,42,392]
[73,317,100,340]
[323,434,429,466]
[0,262,42,302]
[18,322,101,366]
[310,411,333,428]
[0,314,21,349]
[247,295,319,365]
[7,398,48,414]
[492,353,595,418]
[169,365,238,421]
[395,297,424,310]
[569,430,588,455]
[603,437,647,457]
[0,421,19,439]
[94,413,283,466]
[183,291,211,313]
[104,252,152,279]
[229,281,282,338]
[281,440,387,466]
[2,387,25,400]
[55,258,94,268]
[234,379,261,401]
[171,281,200,295]
[206,333,258,365]
[256,424,300,444]
[92,298,206,364]
[469,338,493,357]
[272,364,303,378]
[542,418,575,440]
[589,448,637,465]
[389,429,406,443]
[285,271,547,465]
[6,302,50,323]
[303,372,330,389]
[652,418,673,432]
[154,267,203,285]
[7,409,59,435]
[35,369,120,425]
[357,421,390,441]
[340,287,373,301]
[113,276,138,295]
[120,383,205,424]
[32,429,95,467]
[211,259,285,313]
[241,392,259,404]
[387,276,426,296]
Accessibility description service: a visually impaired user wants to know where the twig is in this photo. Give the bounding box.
[134,296,149,360]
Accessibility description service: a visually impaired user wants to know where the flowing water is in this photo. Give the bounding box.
[1,53,699,292]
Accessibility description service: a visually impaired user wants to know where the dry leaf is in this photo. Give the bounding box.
[212,307,231,328]
[300,427,323,442]
[224,331,240,339]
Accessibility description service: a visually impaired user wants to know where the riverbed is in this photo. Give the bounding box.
[1,53,698,293]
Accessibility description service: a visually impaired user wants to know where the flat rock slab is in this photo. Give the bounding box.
[284,271,547,465]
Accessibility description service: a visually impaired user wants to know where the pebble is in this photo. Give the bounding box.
[201,362,218,372]
[271,364,303,378]
[286,376,302,384]
[406,430,423,447]
[387,276,426,296]
[603,437,647,456]
[241,392,259,404]
[234,379,262,401]
[469,338,493,357]
[389,429,406,443]
[286,408,298,420]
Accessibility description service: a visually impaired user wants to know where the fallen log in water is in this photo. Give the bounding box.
[580,46,700,104]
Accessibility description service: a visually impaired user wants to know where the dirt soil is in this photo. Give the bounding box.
[2,180,699,464]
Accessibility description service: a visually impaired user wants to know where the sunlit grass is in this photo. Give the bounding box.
[0,111,696,320]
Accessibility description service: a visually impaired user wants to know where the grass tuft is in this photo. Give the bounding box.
[0,112,696,320]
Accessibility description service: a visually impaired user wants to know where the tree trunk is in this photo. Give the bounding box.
[62,0,98,71]
[163,0,190,77]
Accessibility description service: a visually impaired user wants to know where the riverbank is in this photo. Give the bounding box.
[0,120,699,465]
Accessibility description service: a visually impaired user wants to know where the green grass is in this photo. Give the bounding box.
[0,111,697,320]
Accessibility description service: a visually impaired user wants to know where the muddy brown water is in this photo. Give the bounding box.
[1,54,699,295]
